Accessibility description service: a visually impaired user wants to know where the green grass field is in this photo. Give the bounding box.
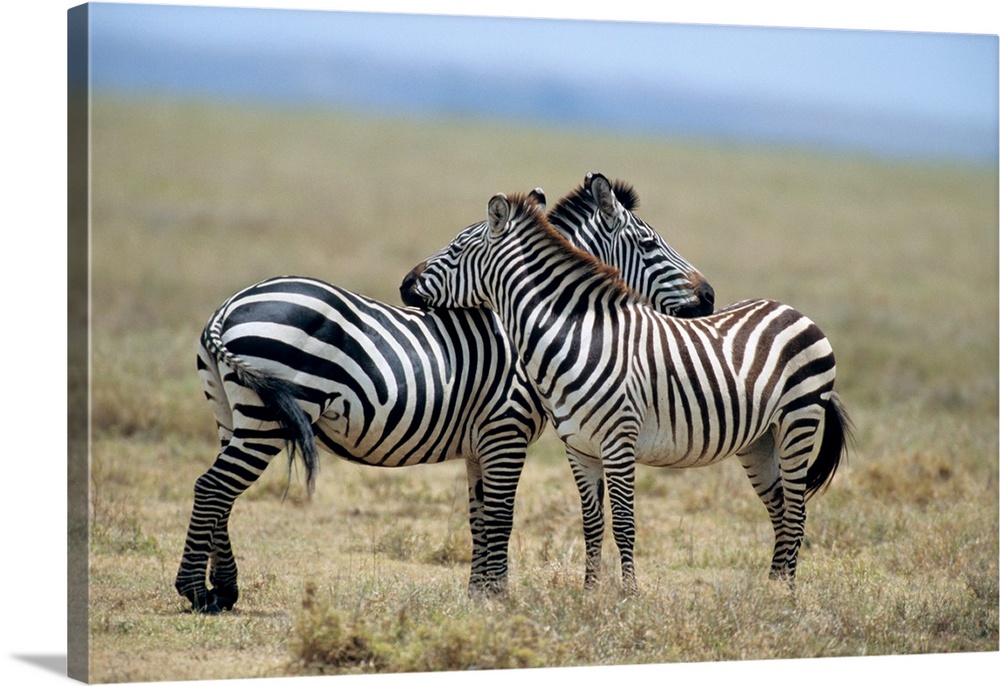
[84,95,998,682]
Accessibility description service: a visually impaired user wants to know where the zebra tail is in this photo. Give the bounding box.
[203,324,319,497]
[804,391,853,501]
[244,372,319,498]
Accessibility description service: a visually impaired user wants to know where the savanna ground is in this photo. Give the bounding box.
[83,96,998,683]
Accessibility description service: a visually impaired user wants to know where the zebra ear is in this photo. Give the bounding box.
[588,173,619,222]
[529,187,546,212]
[488,193,511,236]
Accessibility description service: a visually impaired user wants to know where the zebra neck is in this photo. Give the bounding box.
[490,247,634,384]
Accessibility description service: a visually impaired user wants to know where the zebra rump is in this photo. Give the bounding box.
[200,323,319,495]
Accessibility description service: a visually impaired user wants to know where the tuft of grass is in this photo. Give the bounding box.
[291,580,559,673]
[391,611,553,672]
[292,582,384,673]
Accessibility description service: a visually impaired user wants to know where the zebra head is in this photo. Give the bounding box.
[400,189,549,311]
[401,191,552,312]
[549,172,714,317]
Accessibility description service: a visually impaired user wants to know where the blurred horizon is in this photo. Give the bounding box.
[83,2,998,163]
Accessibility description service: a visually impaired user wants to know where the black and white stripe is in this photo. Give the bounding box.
[175,178,712,612]
[401,190,851,594]
[546,174,713,317]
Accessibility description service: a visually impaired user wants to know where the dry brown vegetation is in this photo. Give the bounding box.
[84,96,998,683]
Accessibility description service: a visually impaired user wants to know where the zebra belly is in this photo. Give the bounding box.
[634,426,709,468]
[550,415,727,469]
[303,374,477,467]
[313,418,468,466]
[634,443,731,469]
[632,413,741,469]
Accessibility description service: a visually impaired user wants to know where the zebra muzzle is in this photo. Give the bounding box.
[400,262,429,309]
[677,273,715,318]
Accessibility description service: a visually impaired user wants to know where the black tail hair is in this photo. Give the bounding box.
[804,392,852,501]
[238,369,319,498]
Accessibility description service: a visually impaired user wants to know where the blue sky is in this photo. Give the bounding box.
[89,1,997,131]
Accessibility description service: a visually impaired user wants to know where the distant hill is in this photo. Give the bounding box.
[89,35,997,164]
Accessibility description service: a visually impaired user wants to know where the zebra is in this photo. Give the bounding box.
[400,190,852,595]
[175,177,714,612]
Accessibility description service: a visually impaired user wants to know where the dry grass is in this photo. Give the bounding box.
[83,95,998,683]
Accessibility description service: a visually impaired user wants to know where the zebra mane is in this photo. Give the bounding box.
[546,177,640,234]
[507,192,637,300]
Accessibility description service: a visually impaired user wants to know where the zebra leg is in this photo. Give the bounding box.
[478,437,529,595]
[566,449,606,589]
[602,434,639,595]
[207,509,239,611]
[182,349,245,611]
[464,457,490,594]
[736,430,787,579]
[771,406,825,584]
[202,421,242,610]
[175,433,284,613]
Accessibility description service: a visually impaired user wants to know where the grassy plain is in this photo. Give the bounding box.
[85,96,998,682]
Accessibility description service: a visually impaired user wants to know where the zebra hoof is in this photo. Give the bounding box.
[179,586,209,614]
[767,569,797,591]
[467,574,508,598]
[210,585,239,612]
[194,592,228,615]
[181,588,237,614]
